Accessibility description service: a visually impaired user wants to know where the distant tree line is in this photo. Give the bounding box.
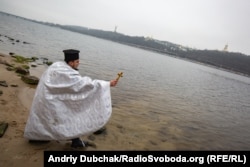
[176,50,250,76]
[1,11,250,76]
[59,25,177,54]
[59,25,250,76]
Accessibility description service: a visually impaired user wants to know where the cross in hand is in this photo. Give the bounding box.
[116,72,123,81]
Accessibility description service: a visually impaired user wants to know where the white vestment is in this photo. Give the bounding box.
[24,61,112,140]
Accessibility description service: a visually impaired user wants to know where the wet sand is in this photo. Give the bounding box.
[0,53,177,167]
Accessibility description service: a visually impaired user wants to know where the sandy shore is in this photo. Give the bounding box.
[0,52,175,167]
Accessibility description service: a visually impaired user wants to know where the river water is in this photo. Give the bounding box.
[1,13,250,150]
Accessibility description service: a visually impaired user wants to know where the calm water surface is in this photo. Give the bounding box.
[1,13,250,150]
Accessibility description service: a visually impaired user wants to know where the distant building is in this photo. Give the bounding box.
[223,44,228,52]
[145,36,153,41]
[114,26,117,33]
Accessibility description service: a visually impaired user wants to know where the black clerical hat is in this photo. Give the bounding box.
[63,49,80,62]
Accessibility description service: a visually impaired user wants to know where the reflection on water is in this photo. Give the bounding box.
[1,13,250,150]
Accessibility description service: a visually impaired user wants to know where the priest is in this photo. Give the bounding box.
[24,49,119,148]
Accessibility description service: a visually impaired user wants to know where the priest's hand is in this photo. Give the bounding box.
[110,79,118,87]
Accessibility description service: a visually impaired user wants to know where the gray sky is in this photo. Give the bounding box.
[0,0,250,55]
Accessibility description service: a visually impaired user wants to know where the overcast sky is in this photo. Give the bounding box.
[0,0,250,55]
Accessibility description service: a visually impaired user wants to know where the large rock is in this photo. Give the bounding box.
[21,75,39,85]
[0,81,8,87]
[15,67,29,75]
[0,122,8,137]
